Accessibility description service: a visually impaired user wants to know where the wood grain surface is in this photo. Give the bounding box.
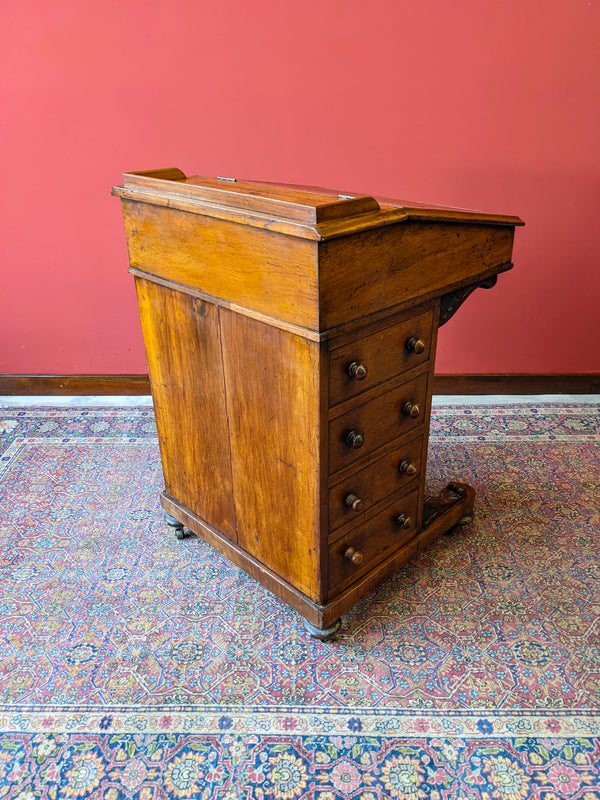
[219,308,324,601]
[135,278,237,538]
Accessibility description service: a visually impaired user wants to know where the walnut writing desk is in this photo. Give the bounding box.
[113,169,523,639]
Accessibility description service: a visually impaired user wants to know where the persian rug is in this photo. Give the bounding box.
[0,401,599,799]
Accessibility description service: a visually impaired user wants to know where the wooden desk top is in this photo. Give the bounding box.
[112,168,524,241]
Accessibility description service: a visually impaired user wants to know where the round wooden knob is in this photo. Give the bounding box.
[344,547,364,565]
[344,493,364,512]
[347,361,368,380]
[399,460,417,476]
[395,514,412,530]
[402,402,421,419]
[406,337,426,354]
[345,430,364,449]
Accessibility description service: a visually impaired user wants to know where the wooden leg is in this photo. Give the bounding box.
[302,617,341,642]
[164,512,187,540]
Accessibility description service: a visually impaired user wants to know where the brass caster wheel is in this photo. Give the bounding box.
[302,617,341,641]
[456,513,474,526]
[165,512,186,540]
[444,512,474,536]
[442,514,473,536]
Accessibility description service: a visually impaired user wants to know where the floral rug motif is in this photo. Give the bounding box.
[0,402,599,798]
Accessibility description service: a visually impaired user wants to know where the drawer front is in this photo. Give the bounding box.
[329,489,419,591]
[329,435,423,532]
[329,373,428,475]
[329,310,433,406]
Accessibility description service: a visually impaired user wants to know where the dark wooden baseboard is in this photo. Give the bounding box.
[433,374,600,395]
[0,373,599,396]
[0,375,152,395]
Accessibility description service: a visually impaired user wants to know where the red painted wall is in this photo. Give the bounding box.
[2,0,599,375]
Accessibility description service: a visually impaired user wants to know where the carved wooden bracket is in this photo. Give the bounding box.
[422,482,475,530]
[439,276,498,326]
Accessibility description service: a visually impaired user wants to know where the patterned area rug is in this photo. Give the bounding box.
[0,402,599,798]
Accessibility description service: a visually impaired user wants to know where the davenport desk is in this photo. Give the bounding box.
[113,169,523,639]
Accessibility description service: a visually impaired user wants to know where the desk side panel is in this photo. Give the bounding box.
[121,200,319,330]
[135,278,237,538]
[319,221,516,329]
[219,309,323,602]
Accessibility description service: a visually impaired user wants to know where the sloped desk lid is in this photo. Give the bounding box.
[112,168,524,240]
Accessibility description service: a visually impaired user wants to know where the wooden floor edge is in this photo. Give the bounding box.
[0,373,599,396]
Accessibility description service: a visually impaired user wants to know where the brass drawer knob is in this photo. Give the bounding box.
[395,513,412,530]
[345,430,364,449]
[344,493,364,512]
[344,546,364,566]
[406,336,426,354]
[402,402,421,419]
[347,361,368,380]
[399,460,417,476]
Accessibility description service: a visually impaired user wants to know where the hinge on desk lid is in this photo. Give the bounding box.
[217,176,237,182]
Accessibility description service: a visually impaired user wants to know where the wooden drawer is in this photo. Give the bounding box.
[328,372,428,475]
[328,489,419,591]
[329,310,433,406]
[329,434,423,532]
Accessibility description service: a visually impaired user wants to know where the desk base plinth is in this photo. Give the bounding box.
[161,482,475,639]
